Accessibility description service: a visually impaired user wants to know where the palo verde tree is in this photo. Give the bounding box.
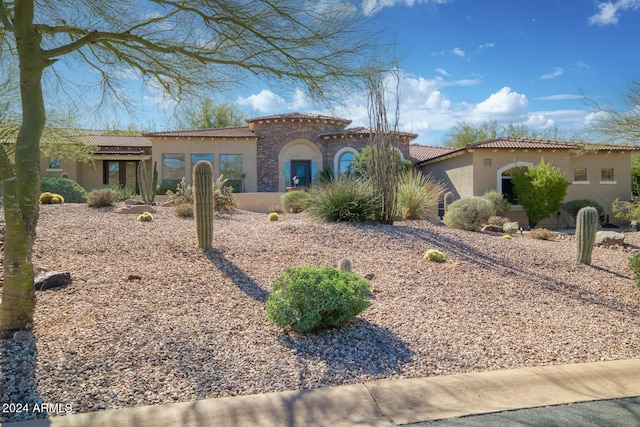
[444,120,573,148]
[0,0,386,337]
[175,99,246,129]
[586,80,640,145]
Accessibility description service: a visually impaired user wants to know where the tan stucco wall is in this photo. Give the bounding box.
[149,137,257,192]
[422,148,634,228]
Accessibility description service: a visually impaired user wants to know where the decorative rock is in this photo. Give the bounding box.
[34,271,72,291]
[13,331,34,341]
[595,231,625,247]
[127,274,142,281]
[481,224,504,233]
[125,199,145,206]
[503,222,519,234]
[115,205,157,215]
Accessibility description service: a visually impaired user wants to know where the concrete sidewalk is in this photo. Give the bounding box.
[4,359,640,427]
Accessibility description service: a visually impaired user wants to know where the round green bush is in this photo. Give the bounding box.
[481,190,511,216]
[564,199,604,219]
[41,177,87,203]
[443,196,494,231]
[266,266,371,332]
[281,190,311,213]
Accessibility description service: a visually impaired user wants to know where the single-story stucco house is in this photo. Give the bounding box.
[37,113,639,225]
[412,138,640,228]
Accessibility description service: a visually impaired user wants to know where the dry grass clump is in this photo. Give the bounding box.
[528,228,556,240]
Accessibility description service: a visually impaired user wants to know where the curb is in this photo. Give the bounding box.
[4,359,640,427]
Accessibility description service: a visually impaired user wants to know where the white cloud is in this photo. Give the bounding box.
[362,0,450,15]
[452,47,465,57]
[589,0,640,25]
[584,110,608,125]
[478,42,495,50]
[435,68,449,76]
[143,77,177,110]
[534,94,583,101]
[291,88,310,110]
[236,89,286,112]
[472,87,529,119]
[525,114,555,129]
[541,68,564,80]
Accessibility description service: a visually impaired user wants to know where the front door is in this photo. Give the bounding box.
[290,160,311,188]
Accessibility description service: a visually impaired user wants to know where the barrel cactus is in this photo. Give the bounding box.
[193,160,214,250]
[575,206,598,264]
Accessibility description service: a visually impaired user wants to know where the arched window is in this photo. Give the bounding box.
[497,162,533,204]
[334,147,359,177]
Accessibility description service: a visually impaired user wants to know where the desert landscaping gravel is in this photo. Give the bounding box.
[1,203,640,422]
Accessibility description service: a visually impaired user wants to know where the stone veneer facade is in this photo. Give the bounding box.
[248,113,415,192]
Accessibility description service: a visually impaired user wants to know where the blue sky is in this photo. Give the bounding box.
[81,0,640,146]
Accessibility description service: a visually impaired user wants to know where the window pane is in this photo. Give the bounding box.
[49,158,61,169]
[601,168,614,181]
[574,168,587,181]
[220,154,243,178]
[339,152,355,175]
[191,154,214,171]
[108,162,120,187]
[162,154,185,185]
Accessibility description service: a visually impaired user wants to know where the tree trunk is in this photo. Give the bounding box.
[0,0,46,338]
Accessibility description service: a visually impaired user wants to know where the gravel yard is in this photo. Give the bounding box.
[2,203,640,422]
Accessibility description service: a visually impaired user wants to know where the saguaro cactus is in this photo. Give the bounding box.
[193,161,214,250]
[576,206,598,264]
[137,161,158,204]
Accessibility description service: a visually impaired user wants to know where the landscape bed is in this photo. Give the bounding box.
[1,203,640,422]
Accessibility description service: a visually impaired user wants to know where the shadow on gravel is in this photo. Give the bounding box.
[393,225,640,318]
[0,335,50,424]
[204,248,269,303]
[278,318,412,383]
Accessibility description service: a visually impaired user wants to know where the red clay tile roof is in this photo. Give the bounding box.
[414,137,640,165]
[468,137,639,151]
[144,126,256,139]
[409,145,457,163]
[246,112,351,125]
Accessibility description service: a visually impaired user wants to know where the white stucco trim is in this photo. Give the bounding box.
[572,181,590,185]
[333,147,359,175]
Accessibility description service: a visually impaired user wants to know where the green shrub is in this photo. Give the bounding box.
[41,177,87,203]
[423,249,445,262]
[611,198,640,222]
[281,190,311,213]
[512,160,569,228]
[87,188,117,208]
[564,199,604,219]
[628,253,640,290]
[487,216,510,226]
[268,212,279,221]
[481,190,511,216]
[395,170,445,220]
[103,185,136,202]
[528,228,556,240]
[306,178,380,223]
[442,196,494,231]
[266,266,371,332]
[165,178,193,206]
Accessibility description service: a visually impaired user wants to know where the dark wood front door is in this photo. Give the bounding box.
[291,160,311,188]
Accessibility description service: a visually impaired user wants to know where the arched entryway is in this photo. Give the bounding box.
[278,139,323,192]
